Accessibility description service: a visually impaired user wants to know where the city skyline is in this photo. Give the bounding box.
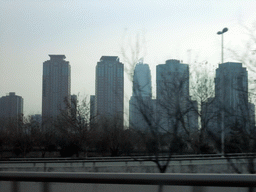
[1,1,256,116]
[0,57,255,131]
[1,54,255,127]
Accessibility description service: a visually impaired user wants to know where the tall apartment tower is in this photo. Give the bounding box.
[0,92,23,131]
[156,59,191,133]
[42,55,71,131]
[95,56,124,127]
[215,62,249,134]
[129,62,153,132]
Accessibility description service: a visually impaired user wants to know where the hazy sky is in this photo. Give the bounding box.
[1,0,256,118]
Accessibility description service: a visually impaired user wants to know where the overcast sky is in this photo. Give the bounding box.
[1,0,256,119]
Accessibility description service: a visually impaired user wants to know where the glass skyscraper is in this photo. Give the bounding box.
[129,61,152,132]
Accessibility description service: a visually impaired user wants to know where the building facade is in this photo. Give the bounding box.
[201,97,218,134]
[71,94,77,120]
[90,95,96,128]
[30,114,42,131]
[187,98,199,133]
[249,102,255,129]
[156,59,191,134]
[42,55,71,131]
[95,56,124,128]
[129,62,153,132]
[0,92,23,131]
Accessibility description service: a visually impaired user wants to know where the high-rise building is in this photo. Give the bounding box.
[156,59,191,133]
[95,56,124,128]
[215,62,249,134]
[0,92,23,131]
[42,55,71,131]
[132,61,152,97]
[129,62,153,132]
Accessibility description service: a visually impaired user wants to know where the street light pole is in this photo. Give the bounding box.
[217,27,228,157]
[217,28,228,64]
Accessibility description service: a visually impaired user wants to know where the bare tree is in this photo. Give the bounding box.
[95,115,132,157]
[125,57,192,175]
[189,62,218,154]
[55,95,93,157]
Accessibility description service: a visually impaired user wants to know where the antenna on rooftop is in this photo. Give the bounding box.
[138,58,144,64]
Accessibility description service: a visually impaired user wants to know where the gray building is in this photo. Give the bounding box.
[187,98,199,133]
[201,97,218,134]
[95,56,124,128]
[42,55,71,131]
[129,62,153,132]
[30,114,42,131]
[132,61,152,97]
[215,62,249,134]
[156,59,190,134]
[31,114,42,124]
[0,92,23,131]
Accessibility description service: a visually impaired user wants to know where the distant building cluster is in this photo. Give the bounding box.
[0,54,255,138]
[128,59,255,137]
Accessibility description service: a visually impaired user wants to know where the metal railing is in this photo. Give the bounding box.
[0,172,256,192]
[1,153,256,164]
[0,154,253,174]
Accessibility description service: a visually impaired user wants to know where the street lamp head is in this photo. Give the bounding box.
[222,28,228,33]
[217,31,222,35]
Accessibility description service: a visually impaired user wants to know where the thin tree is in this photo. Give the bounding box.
[56,95,93,157]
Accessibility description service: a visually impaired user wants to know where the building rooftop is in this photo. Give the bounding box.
[100,56,119,62]
[0,92,22,99]
[166,59,180,64]
[49,55,66,60]
[219,62,242,67]
[217,62,247,73]
[9,92,16,96]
